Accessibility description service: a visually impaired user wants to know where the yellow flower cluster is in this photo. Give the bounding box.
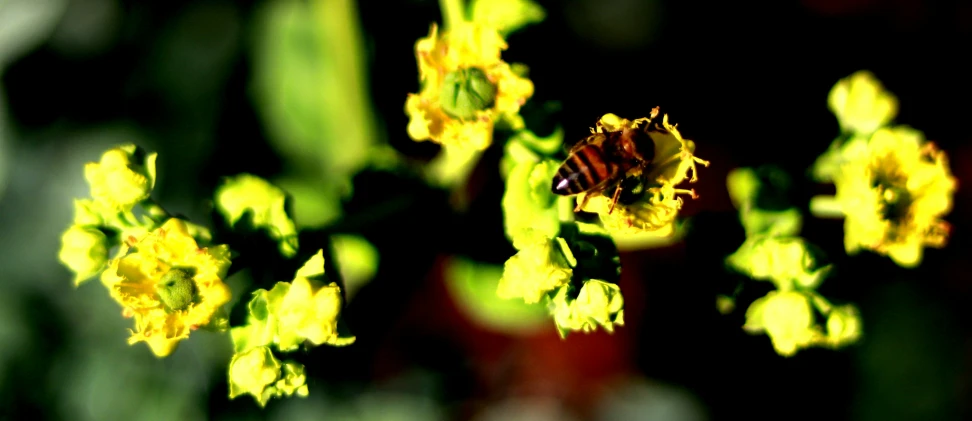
[497,225,624,337]
[724,167,861,357]
[727,235,861,357]
[579,110,709,237]
[405,20,534,150]
[58,144,230,358]
[812,71,956,268]
[228,250,354,407]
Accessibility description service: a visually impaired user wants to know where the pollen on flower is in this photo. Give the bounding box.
[106,218,233,357]
[405,22,534,150]
[833,126,957,267]
[577,110,708,236]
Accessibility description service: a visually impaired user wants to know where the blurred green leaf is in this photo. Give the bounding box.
[251,0,382,227]
[470,0,546,36]
[331,234,378,301]
[443,257,550,335]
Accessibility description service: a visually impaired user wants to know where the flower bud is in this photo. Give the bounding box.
[439,67,497,120]
[826,304,862,347]
[83,144,157,211]
[58,225,109,286]
[827,70,898,136]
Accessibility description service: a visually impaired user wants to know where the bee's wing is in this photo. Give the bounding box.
[565,133,605,155]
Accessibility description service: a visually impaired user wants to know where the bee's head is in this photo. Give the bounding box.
[620,127,656,163]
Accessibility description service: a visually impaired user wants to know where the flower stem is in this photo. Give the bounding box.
[809,195,844,219]
[142,198,171,222]
[439,0,465,30]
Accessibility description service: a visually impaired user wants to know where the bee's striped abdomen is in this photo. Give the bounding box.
[551,145,615,196]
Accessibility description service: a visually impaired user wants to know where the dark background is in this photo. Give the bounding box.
[0,0,970,420]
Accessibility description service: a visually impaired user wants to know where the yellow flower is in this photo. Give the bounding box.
[84,144,157,211]
[102,218,232,357]
[497,231,573,304]
[579,111,709,234]
[549,280,624,337]
[405,22,534,150]
[214,173,299,257]
[227,346,308,407]
[268,250,356,351]
[58,225,110,286]
[825,304,862,348]
[744,290,823,357]
[828,70,898,136]
[834,127,956,267]
[726,235,831,291]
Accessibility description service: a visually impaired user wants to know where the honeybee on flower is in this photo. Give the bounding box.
[563,111,709,236]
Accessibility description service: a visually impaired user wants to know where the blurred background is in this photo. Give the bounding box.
[0,0,970,420]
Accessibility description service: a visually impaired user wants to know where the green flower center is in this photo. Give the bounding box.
[872,172,911,223]
[439,67,497,120]
[157,268,198,312]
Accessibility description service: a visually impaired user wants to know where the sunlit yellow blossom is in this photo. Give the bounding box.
[84,144,157,211]
[405,22,534,150]
[549,280,624,337]
[813,71,899,182]
[726,236,831,291]
[268,250,355,351]
[744,290,823,357]
[228,346,281,406]
[214,174,298,257]
[497,231,573,304]
[579,111,709,235]
[227,346,308,407]
[825,304,862,348]
[101,218,232,357]
[828,70,898,136]
[833,127,956,267]
[58,225,110,286]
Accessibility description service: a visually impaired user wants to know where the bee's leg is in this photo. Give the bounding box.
[607,183,623,214]
[574,193,590,212]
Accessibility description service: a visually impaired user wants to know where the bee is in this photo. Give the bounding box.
[550,108,661,214]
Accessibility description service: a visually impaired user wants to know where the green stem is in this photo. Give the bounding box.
[141,198,171,223]
[806,291,833,315]
[439,0,465,29]
[809,195,844,219]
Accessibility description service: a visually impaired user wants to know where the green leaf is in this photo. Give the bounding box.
[443,257,550,335]
[331,234,378,300]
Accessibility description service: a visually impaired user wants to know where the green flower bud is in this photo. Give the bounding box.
[58,225,109,286]
[439,67,497,120]
[156,268,197,312]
